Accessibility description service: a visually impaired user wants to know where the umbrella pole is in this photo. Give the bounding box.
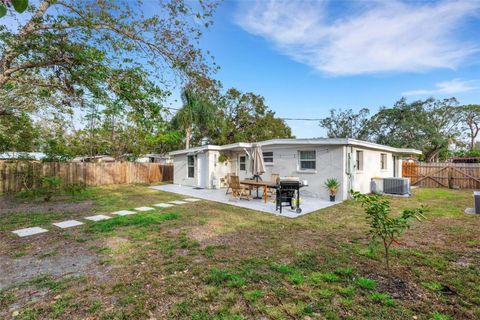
[254,174,261,199]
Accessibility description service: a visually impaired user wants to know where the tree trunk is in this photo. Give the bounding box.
[185,126,191,149]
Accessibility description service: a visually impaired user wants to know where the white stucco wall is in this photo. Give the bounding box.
[348,147,402,194]
[172,144,405,200]
[259,145,346,201]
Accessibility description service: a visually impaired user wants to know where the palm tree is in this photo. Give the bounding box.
[172,87,217,149]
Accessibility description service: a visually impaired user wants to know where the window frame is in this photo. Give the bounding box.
[298,150,316,171]
[187,155,195,178]
[263,151,274,165]
[380,153,387,170]
[239,155,247,171]
[356,150,364,171]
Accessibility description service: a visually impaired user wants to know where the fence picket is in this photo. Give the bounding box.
[0,161,173,193]
[402,162,480,189]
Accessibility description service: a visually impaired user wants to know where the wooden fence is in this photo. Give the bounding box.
[0,161,174,193]
[402,162,480,189]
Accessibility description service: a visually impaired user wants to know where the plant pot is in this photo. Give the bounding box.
[329,195,335,202]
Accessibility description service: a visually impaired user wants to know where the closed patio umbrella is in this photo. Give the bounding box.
[250,144,265,199]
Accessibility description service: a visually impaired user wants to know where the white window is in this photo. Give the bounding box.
[299,150,316,170]
[356,150,364,171]
[239,155,247,171]
[263,152,273,164]
[381,153,387,170]
[187,155,195,178]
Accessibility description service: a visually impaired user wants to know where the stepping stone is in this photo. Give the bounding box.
[112,210,136,216]
[183,198,201,202]
[170,200,187,205]
[134,206,155,212]
[84,214,111,221]
[153,203,174,208]
[53,220,84,229]
[12,227,48,237]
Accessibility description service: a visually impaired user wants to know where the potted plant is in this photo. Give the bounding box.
[324,178,340,202]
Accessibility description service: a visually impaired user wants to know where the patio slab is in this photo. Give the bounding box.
[170,200,188,205]
[12,227,49,237]
[134,206,155,212]
[53,220,84,229]
[112,210,136,216]
[150,184,340,218]
[84,215,111,221]
[183,198,201,202]
[153,203,174,208]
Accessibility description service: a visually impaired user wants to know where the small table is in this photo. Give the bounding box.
[240,180,277,203]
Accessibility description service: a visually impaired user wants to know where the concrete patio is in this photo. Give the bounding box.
[150,184,340,218]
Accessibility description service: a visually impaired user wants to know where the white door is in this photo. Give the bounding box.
[196,153,208,188]
[238,154,250,180]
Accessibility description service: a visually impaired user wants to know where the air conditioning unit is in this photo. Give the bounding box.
[383,178,410,195]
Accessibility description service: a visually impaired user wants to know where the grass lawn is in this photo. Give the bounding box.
[0,185,479,319]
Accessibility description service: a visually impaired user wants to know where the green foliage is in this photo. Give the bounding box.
[370,292,395,306]
[205,268,246,288]
[0,112,40,153]
[320,108,371,140]
[356,277,377,290]
[431,311,451,320]
[218,153,229,163]
[352,191,426,272]
[40,176,61,202]
[320,98,462,161]
[0,0,28,18]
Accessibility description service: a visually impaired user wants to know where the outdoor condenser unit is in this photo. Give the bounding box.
[383,178,410,195]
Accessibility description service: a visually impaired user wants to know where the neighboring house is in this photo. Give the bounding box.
[136,154,173,164]
[169,138,421,201]
[0,152,46,161]
[71,155,116,163]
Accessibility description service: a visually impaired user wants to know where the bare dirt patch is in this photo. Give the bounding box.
[0,234,102,290]
[0,196,93,215]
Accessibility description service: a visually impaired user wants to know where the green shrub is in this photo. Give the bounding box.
[41,176,61,201]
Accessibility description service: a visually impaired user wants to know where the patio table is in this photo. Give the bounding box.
[240,180,277,203]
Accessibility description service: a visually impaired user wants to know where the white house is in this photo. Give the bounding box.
[169,138,421,201]
[136,154,173,164]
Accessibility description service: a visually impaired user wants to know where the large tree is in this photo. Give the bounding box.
[369,98,461,162]
[171,86,218,149]
[211,88,292,145]
[459,104,480,151]
[0,0,218,117]
[319,108,371,140]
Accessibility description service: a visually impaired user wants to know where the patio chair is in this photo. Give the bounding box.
[230,175,251,200]
[225,173,236,195]
[267,173,280,200]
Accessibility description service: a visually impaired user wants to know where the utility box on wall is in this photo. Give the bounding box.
[474,191,480,214]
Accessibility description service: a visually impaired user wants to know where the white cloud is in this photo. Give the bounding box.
[235,0,480,76]
[402,78,479,96]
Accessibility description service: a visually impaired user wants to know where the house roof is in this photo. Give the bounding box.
[169,138,422,156]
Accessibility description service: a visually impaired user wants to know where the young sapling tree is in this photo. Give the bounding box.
[351,191,426,274]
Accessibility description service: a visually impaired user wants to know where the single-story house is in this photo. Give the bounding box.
[136,154,173,164]
[71,155,116,163]
[169,138,421,201]
[0,152,46,161]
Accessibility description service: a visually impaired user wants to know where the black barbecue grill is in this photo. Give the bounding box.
[275,178,303,214]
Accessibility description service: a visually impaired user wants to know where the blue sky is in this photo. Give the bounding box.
[197,0,480,138]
